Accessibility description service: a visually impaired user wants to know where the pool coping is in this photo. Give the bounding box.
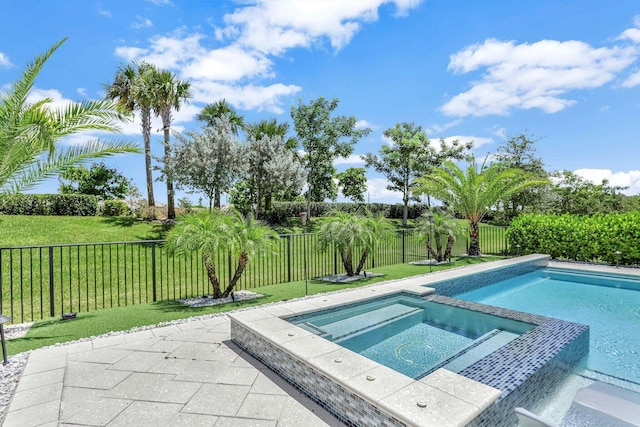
[231,255,563,426]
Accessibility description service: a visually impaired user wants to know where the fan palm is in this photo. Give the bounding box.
[317,211,396,276]
[164,210,279,298]
[105,61,155,208]
[415,161,549,256]
[197,99,244,135]
[1,38,140,193]
[145,68,191,219]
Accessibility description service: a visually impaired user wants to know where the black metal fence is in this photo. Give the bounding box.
[0,227,508,323]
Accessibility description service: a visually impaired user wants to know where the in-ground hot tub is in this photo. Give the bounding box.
[287,293,534,380]
[230,255,589,426]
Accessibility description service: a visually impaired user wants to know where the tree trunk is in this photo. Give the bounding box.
[162,109,175,219]
[444,235,455,260]
[141,106,155,210]
[468,221,481,256]
[341,250,354,276]
[435,231,444,262]
[223,253,248,297]
[402,196,409,227]
[214,188,221,209]
[203,254,222,298]
[355,251,368,275]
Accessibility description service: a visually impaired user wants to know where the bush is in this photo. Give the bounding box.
[101,200,130,217]
[264,202,428,222]
[0,194,98,216]
[506,212,640,265]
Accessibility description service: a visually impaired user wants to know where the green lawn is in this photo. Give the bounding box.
[6,255,502,356]
[0,215,167,246]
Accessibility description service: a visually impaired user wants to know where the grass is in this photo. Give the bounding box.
[0,215,167,246]
[6,255,503,355]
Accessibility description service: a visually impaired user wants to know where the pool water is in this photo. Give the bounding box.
[456,268,640,386]
[287,294,533,379]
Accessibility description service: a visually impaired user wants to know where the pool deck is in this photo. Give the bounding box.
[1,316,345,427]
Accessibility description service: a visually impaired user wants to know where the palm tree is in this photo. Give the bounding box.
[146,68,191,219]
[416,210,461,262]
[317,211,396,276]
[164,210,279,298]
[1,38,140,193]
[246,118,297,150]
[105,61,156,209]
[415,160,549,256]
[197,99,244,135]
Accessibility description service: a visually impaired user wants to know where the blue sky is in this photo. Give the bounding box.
[2,0,640,204]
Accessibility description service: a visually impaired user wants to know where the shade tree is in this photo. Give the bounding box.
[336,167,367,203]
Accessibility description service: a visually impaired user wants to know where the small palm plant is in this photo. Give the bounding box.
[317,211,396,277]
[164,210,279,298]
[416,210,461,262]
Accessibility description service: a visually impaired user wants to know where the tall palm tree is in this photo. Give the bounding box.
[146,68,191,219]
[1,38,140,193]
[317,211,395,276]
[415,160,549,256]
[105,62,155,209]
[197,99,244,135]
[164,210,279,298]
[246,118,297,150]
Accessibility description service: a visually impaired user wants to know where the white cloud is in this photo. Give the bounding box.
[574,168,640,195]
[219,0,422,55]
[115,1,422,114]
[132,16,153,29]
[98,6,111,18]
[381,134,394,146]
[492,127,506,138]
[441,38,637,117]
[333,154,366,166]
[76,87,87,97]
[146,0,172,5]
[426,119,461,134]
[366,178,403,201]
[355,119,375,129]
[0,52,12,68]
[623,70,640,87]
[27,88,73,111]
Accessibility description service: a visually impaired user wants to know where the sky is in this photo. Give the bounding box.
[2,0,640,205]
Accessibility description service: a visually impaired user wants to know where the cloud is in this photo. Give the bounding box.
[366,177,403,201]
[623,70,640,87]
[77,87,88,97]
[0,52,12,68]
[97,6,111,18]
[355,119,375,129]
[426,119,461,134]
[132,16,153,29]
[333,154,366,166]
[441,38,637,117]
[574,168,640,195]
[27,88,73,111]
[146,0,172,5]
[115,1,422,114]
[219,0,422,55]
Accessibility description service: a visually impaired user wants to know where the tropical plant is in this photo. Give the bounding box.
[291,97,371,219]
[415,160,549,256]
[246,118,297,150]
[317,211,395,276]
[336,167,367,203]
[363,122,471,226]
[416,209,462,262]
[146,68,191,219]
[164,210,280,298]
[105,61,156,208]
[1,38,140,194]
[197,99,244,136]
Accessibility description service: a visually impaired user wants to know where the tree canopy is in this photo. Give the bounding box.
[59,162,137,200]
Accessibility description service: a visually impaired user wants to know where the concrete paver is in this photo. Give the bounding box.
[1,315,342,426]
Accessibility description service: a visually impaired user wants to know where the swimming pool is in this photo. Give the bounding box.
[287,294,534,379]
[456,267,640,387]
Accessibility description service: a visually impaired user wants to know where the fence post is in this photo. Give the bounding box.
[286,236,291,283]
[402,229,406,264]
[48,246,55,317]
[151,242,157,302]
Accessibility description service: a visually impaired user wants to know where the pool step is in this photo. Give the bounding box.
[563,381,640,427]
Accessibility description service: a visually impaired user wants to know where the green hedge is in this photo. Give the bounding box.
[101,200,130,217]
[263,202,429,223]
[0,194,98,216]
[506,213,640,265]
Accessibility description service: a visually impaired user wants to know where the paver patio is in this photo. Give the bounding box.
[1,316,344,426]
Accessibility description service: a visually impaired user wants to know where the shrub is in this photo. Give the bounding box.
[265,201,428,221]
[506,212,640,265]
[0,194,98,216]
[101,200,130,217]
